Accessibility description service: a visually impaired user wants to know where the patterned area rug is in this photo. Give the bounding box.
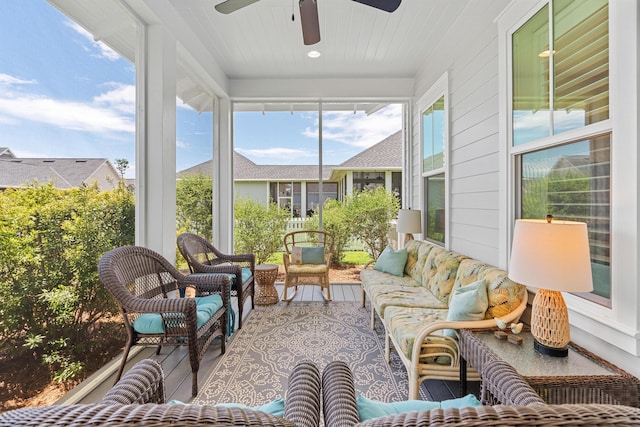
[194,301,427,405]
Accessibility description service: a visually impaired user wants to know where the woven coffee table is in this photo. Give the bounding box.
[254,264,279,305]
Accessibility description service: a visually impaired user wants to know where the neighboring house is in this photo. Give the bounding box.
[0,147,121,190]
[178,130,402,218]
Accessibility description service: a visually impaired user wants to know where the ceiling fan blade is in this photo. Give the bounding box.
[352,0,401,13]
[299,0,321,45]
[215,0,261,14]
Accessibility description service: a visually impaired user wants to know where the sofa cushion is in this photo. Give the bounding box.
[360,268,421,294]
[374,246,408,276]
[422,248,468,304]
[444,279,488,337]
[373,286,447,318]
[452,259,526,319]
[404,240,433,282]
[288,263,328,274]
[384,306,452,363]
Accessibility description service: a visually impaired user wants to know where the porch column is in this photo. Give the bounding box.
[213,97,234,253]
[135,24,177,262]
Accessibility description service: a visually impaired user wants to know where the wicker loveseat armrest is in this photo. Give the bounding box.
[284,360,322,427]
[322,360,360,427]
[99,359,165,405]
[479,359,545,406]
[0,404,300,427]
[355,404,640,427]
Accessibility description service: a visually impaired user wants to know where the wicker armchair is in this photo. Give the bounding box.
[177,232,255,329]
[0,359,322,427]
[321,360,640,427]
[282,230,334,301]
[98,245,230,397]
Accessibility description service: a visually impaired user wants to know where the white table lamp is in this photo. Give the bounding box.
[508,217,593,357]
[397,209,422,242]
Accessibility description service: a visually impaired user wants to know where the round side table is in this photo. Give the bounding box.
[254,264,279,305]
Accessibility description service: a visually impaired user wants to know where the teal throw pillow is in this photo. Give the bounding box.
[440,394,483,409]
[301,246,325,264]
[356,394,481,421]
[445,279,488,337]
[215,397,285,417]
[373,246,408,277]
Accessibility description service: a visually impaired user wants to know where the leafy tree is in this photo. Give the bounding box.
[234,197,288,264]
[343,187,399,259]
[176,173,213,241]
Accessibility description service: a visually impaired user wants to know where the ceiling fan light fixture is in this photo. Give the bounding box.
[307,50,321,58]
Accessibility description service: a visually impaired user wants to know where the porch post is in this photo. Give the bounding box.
[213,97,234,253]
[135,24,177,262]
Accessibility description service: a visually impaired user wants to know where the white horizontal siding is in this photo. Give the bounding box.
[412,1,504,265]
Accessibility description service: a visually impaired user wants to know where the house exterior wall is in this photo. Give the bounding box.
[85,162,119,190]
[410,0,640,378]
[235,181,268,204]
[412,1,507,267]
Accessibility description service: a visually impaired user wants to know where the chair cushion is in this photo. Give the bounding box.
[374,246,408,277]
[444,279,488,337]
[288,264,328,274]
[224,267,253,285]
[132,294,223,334]
[356,394,481,421]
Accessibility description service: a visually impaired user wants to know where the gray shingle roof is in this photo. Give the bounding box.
[177,130,402,180]
[0,158,114,188]
[178,152,335,181]
[0,159,72,189]
[337,130,402,169]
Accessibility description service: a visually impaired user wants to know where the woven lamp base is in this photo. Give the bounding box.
[531,289,570,358]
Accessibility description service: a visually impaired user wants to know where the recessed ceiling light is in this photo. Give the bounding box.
[307,50,321,58]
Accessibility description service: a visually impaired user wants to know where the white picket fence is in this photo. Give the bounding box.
[285,218,366,251]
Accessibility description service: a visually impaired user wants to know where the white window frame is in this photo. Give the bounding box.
[498,0,640,357]
[417,73,449,247]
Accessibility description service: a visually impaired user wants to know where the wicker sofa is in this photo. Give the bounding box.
[0,359,322,427]
[322,360,640,427]
[361,239,528,399]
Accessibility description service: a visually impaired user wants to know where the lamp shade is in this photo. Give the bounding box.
[396,209,422,234]
[508,219,593,293]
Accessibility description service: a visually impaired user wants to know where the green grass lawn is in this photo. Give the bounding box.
[265,250,372,266]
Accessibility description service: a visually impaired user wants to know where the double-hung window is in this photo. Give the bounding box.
[511,0,610,305]
[420,77,447,245]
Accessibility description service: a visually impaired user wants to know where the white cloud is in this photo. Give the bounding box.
[0,73,36,86]
[0,76,134,134]
[66,21,121,61]
[302,104,402,148]
[176,139,189,149]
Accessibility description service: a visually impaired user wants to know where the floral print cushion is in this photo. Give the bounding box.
[385,306,453,364]
[360,269,420,296]
[404,240,433,283]
[421,249,468,305]
[373,287,448,318]
[451,259,526,319]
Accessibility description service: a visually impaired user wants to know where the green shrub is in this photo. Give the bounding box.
[176,173,213,241]
[0,181,134,382]
[343,187,399,260]
[234,198,288,264]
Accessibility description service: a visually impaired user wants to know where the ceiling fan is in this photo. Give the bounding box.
[214,0,402,45]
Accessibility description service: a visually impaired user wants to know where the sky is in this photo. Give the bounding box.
[0,1,402,179]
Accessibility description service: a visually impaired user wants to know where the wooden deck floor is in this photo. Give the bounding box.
[59,283,479,405]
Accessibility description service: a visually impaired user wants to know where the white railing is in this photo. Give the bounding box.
[285,218,366,251]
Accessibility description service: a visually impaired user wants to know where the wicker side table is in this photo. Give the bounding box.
[254,264,279,305]
[459,328,640,407]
